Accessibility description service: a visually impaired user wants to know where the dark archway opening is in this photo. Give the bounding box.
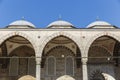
[88,36,119,80]
[41,35,82,80]
[0,35,36,80]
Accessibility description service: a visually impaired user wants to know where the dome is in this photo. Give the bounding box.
[87,21,115,28]
[47,20,75,28]
[56,75,75,80]
[18,75,35,80]
[7,20,35,28]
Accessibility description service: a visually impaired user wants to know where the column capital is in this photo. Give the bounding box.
[36,57,41,65]
[81,58,88,65]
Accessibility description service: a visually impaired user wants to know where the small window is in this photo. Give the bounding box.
[9,56,19,76]
[28,56,36,76]
[47,56,56,76]
[66,56,74,75]
[19,58,28,75]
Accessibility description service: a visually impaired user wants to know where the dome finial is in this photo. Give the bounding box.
[58,14,62,20]
[96,16,100,21]
[21,16,25,20]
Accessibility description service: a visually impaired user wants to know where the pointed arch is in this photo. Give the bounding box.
[85,32,120,58]
[0,32,37,56]
[40,32,81,57]
[46,56,56,76]
[40,32,83,80]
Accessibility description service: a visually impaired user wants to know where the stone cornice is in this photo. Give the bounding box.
[0,28,120,31]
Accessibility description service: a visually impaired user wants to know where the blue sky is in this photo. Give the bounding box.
[0,0,120,28]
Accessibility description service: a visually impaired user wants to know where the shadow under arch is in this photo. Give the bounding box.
[9,45,35,57]
[45,46,75,56]
[88,45,112,63]
[91,45,112,55]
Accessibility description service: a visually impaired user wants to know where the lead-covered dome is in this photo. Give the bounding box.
[47,20,75,28]
[7,20,35,28]
[87,21,116,28]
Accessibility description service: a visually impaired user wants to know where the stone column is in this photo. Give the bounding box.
[82,58,88,80]
[36,57,41,80]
